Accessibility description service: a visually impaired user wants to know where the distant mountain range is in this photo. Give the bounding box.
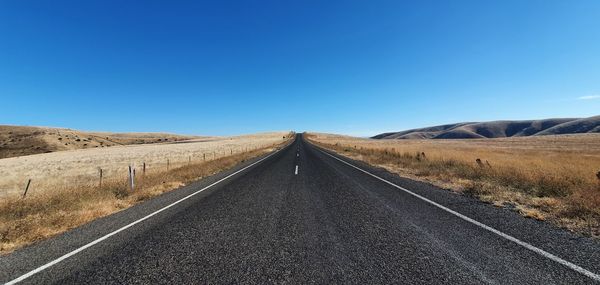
[372,115,600,139]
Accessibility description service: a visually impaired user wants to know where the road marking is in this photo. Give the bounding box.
[297,153,299,157]
[5,146,287,285]
[318,148,600,282]
[295,165,299,175]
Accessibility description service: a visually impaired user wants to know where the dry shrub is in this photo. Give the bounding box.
[564,185,600,218]
[463,180,493,197]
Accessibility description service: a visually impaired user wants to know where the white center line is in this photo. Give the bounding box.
[295,165,299,175]
[317,147,600,282]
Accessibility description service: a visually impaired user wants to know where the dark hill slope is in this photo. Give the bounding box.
[374,116,599,139]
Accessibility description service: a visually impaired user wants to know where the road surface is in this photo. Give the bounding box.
[2,134,600,284]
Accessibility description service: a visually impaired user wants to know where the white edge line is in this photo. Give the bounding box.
[317,147,600,282]
[6,146,286,285]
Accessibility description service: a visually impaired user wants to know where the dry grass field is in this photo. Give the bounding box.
[0,125,202,159]
[0,132,287,196]
[306,132,600,236]
[0,132,293,253]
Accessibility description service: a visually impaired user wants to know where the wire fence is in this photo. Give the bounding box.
[0,133,292,198]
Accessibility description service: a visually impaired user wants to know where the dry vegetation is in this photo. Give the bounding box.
[0,132,287,196]
[0,125,202,159]
[0,132,293,254]
[306,132,600,236]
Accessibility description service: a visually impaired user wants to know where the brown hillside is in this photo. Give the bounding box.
[0,125,201,159]
[374,116,599,139]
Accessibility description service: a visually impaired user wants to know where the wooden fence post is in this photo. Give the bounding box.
[167,159,170,170]
[22,179,31,199]
[143,162,146,176]
[98,168,103,187]
[203,153,206,161]
[128,165,135,191]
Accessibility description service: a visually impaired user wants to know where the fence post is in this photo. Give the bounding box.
[143,162,146,176]
[98,168,103,187]
[167,159,170,170]
[22,179,31,199]
[203,153,206,161]
[128,165,135,191]
[189,156,191,165]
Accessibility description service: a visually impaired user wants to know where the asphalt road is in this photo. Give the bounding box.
[2,134,600,284]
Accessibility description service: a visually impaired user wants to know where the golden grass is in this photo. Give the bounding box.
[306,132,600,236]
[0,132,289,196]
[0,132,293,254]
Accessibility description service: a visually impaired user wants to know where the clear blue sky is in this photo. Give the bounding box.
[1,1,599,136]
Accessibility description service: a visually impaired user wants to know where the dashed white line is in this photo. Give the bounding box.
[318,148,600,282]
[5,147,286,285]
[295,165,299,175]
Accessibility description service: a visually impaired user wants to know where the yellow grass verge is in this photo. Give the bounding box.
[0,134,293,254]
[306,132,600,236]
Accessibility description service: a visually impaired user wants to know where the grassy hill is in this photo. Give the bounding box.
[374,115,600,139]
[0,125,201,159]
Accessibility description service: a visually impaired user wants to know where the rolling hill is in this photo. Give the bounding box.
[0,125,202,159]
[373,115,600,139]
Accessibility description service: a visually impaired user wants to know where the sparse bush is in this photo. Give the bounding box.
[111,184,130,199]
[463,180,492,197]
